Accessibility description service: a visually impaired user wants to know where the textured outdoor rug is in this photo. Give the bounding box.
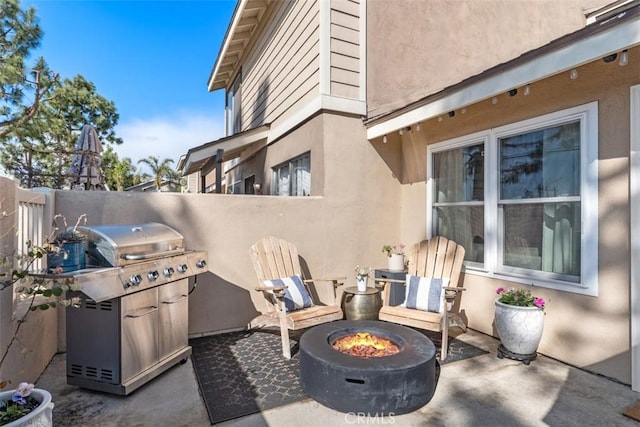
[190,328,487,425]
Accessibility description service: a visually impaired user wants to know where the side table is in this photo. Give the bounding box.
[341,286,382,320]
[374,269,407,306]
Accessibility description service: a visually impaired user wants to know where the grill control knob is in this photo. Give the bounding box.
[129,274,142,286]
[148,270,159,281]
[163,267,175,277]
[196,260,207,269]
[177,264,188,273]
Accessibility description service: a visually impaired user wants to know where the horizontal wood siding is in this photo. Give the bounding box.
[240,0,320,131]
[329,0,361,100]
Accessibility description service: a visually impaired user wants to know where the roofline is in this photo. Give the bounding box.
[207,0,246,92]
[366,2,640,140]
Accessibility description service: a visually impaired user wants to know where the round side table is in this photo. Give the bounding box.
[341,286,382,320]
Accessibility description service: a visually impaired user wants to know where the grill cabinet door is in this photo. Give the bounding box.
[121,287,159,381]
[158,279,189,359]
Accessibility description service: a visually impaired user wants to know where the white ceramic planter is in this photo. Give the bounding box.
[494,298,545,355]
[387,254,405,271]
[0,388,53,427]
[356,277,368,292]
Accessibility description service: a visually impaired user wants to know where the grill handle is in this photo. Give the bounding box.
[120,248,184,261]
[162,294,188,305]
[125,306,158,318]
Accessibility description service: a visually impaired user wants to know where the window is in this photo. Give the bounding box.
[428,103,598,295]
[272,153,311,196]
[226,72,242,136]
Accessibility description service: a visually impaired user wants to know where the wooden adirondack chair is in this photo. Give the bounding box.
[249,236,344,359]
[376,237,466,360]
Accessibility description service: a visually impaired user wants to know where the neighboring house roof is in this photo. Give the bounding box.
[208,0,272,91]
[125,179,179,192]
[181,124,271,175]
[365,1,640,139]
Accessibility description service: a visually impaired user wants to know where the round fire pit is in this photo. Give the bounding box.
[300,320,436,415]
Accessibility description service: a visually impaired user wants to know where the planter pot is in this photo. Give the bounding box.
[356,277,368,292]
[0,388,53,427]
[494,298,545,363]
[387,254,405,271]
[47,241,86,273]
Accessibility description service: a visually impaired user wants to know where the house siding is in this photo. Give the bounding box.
[329,0,361,100]
[239,0,320,131]
[366,0,599,118]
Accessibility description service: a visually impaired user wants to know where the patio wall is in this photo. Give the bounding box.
[51,113,411,340]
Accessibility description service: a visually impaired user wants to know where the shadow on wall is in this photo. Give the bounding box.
[189,271,261,336]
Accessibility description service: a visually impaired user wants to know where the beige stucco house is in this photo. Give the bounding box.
[180,0,640,388]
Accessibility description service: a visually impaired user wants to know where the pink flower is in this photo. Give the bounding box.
[534,298,545,308]
[496,287,505,295]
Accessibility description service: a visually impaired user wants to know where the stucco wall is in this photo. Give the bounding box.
[378,48,640,383]
[366,0,605,118]
[52,112,404,337]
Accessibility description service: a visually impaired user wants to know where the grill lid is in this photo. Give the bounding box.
[76,223,184,267]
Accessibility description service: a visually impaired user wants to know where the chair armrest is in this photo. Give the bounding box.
[255,284,286,297]
[374,278,406,289]
[303,278,346,287]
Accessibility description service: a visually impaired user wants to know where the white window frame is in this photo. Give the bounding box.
[427,102,598,296]
[271,152,311,196]
[225,72,242,136]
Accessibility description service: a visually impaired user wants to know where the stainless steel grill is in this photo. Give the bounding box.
[65,223,208,395]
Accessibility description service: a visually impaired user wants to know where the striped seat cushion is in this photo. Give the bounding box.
[263,274,314,312]
[401,275,449,313]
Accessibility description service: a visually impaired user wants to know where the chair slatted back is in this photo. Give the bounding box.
[250,236,303,284]
[406,237,465,286]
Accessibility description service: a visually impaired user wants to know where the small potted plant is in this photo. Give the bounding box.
[494,286,546,364]
[354,265,372,292]
[382,243,405,271]
[46,214,88,273]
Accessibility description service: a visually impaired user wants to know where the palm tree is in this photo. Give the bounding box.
[137,155,174,191]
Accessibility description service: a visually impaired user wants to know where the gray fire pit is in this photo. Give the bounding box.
[299,320,437,415]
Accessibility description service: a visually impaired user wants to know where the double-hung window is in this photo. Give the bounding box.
[272,152,311,196]
[428,102,598,295]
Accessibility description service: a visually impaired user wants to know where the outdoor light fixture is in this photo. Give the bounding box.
[415,123,421,131]
[570,69,578,80]
[383,135,387,143]
[508,88,518,97]
[437,116,443,122]
[253,183,261,193]
[399,129,404,135]
[620,50,628,66]
[461,108,467,114]
[491,96,498,105]
[602,53,617,63]
[523,85,531,96]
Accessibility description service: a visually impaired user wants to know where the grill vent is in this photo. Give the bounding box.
[69,364,114,381]
[84,300,113,311]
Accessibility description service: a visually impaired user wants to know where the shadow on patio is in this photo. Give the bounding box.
[34,328,639,427]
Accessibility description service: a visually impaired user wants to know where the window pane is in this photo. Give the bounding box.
[291,154,311,196]
[503,202,580,276]
[435,206,484,263]
[434,144,484,203]
[277,166,290,196]
[500,121,580,199]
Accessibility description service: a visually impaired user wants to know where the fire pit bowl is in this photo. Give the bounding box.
[300,320,436,415]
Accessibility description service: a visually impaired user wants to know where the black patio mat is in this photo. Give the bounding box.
[190,327,488,425]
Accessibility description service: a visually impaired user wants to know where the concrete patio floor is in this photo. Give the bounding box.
[35,328,640,426]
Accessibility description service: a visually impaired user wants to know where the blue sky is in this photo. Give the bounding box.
[24,0,237,173]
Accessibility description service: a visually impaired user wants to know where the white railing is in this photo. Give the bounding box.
[15,186,47,272]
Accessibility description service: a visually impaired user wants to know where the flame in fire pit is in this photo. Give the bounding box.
[333,332,400,358]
